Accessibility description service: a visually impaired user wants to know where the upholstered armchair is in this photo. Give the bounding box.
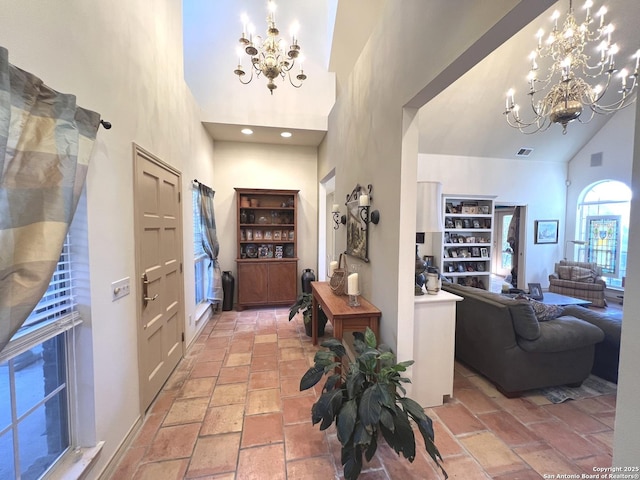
[548,260,607,307]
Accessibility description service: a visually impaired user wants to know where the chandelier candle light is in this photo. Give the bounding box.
[504,0,638,134]
[234,1,307,94]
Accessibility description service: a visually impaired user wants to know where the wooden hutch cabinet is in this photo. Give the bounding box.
[234,188,299,309]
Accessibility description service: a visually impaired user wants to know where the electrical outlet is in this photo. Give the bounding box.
[111,277,131,301]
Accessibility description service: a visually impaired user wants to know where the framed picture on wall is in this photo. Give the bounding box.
[534,220,559,244]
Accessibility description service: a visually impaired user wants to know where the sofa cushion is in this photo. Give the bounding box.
[529,299,565,322]
[570,266,596,283]
[517,317,604,353]
[508,301,541,340]
[558,265,573,280]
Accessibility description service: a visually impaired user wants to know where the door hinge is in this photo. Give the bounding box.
[178,192,181,203]
[182,332,185,342]
[180,263,183,273]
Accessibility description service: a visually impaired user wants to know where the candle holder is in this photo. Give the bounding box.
[348,293,360,307]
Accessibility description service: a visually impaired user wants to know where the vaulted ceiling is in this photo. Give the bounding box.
[184,0,639,162]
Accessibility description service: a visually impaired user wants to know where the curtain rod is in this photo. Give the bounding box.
[193,179,212,189]
[100,119,112,129]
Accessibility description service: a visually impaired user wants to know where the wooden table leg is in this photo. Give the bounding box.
[311,294,318,345]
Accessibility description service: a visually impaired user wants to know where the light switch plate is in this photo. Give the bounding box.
[111,277,131,301]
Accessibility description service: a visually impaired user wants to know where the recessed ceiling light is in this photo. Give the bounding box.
[241,128,253,135]
[280,131,292,138]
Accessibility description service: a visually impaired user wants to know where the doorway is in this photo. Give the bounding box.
[133,144,185,411]
[493,204,527,290]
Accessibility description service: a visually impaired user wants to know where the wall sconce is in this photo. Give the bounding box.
[331,204,342,230]
[345,184,380,231]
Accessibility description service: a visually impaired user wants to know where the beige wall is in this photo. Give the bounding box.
[0,0,216,476]
[211,141,319,291]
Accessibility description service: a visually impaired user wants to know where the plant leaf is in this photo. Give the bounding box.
[346,369,365,400]
[364,327,377,348]
[353,421,372,446]
[311,389,344,430]
[364,430,378,461]
[379,406,395,432]
[416,417,448,479]
[321,338,347,358]
[399,397,427,422]
[300,365,325,391]
[337,400,357,446]
[313,350,336,366]
[358,385,383,433]
[323,374,341,393]
[380,408,416,461]
[341,444,363,480]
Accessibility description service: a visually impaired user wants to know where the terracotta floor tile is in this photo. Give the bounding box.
[514,444,582,477]
[376,442,439,479]
[250,355,278,371]
[586,430,614,455]
[492,468,545,480]
[528,421,599,460]
[279,359,310,378]
[198,347,227,363]
[110,446,146,480]
[280,375,307,397]
[453,387,500,414]
[492,396,555,424]
[477,411,542,447]
[575,454,613,471]
[133,459,188,480]
[282,394,315,425]
[284,422,328,461]
[217,365,250,384]
[435,454,487,479]
[245,388,281,415]
[248,370,280,390]
[144,423,200,462]
[459,431,525,476]
[255,334,278,344]
[278,338,303,349]
[286,455,337,479]
[228,341,254,355]
[433,403,486,435]
[179,377,216,398]
[204,337,230,349]
[149,389,178,416]
[190,360,222,378]
[429,419,464,458]
[573,396,616,415]
[543,402,610,434]
[225,352,252,367]
[163,397,210,426]
[210,383,248,406]
[236,443,286,480]
[186,433,241,478]
[241,412,284,448]
[252,342,278,357]
[279,347,306,361]
[134,412,165,447]
[465,372,502,398]
[201,404,245,435]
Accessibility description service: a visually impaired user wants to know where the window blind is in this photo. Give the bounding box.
[0,234,80,363]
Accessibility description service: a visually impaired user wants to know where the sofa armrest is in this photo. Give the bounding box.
[595,277,607,287]
[549,273,559,281]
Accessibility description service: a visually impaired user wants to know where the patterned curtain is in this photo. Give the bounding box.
[198,183,223,304]
[0,46,101,352]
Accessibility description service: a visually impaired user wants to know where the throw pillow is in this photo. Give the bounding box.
[529,299,565,321]
[570,266,596,283]
[557,265,572,280]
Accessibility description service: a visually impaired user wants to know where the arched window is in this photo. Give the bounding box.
[576,180,631,288]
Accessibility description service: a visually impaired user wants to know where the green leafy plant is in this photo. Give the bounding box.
[289,293,328,337]
[300,327,447,480]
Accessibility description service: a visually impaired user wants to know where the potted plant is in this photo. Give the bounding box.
[288,292,328,337]
[300,328,447,480]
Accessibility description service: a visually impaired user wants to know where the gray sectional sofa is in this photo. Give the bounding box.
[441,282,605,396]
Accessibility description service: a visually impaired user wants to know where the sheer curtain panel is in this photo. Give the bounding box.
[0,46,101,352]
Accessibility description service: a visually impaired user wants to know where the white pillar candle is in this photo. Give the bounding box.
[329,261,338,277]
[332,203,340,213]
[359,194,369,207]
[347,273,359,295]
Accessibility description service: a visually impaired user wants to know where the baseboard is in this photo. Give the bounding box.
[95,415,144,480]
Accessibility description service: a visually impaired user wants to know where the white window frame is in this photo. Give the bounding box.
[0,235,80,480]
[193,188,210,311]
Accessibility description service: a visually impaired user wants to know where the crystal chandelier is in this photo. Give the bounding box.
[504,0,639,134]
[233,1,307,95]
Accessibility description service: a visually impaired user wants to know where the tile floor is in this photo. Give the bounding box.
[110,307,616,479]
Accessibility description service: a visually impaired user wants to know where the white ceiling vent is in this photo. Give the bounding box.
[516,148,533,157]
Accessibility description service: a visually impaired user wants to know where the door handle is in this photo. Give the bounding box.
[142,273,158,307]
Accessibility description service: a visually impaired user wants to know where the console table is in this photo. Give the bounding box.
[310,281,381,347]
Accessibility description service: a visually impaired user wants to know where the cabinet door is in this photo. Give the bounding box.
[268,262,297,303]
[238,263,269,305]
